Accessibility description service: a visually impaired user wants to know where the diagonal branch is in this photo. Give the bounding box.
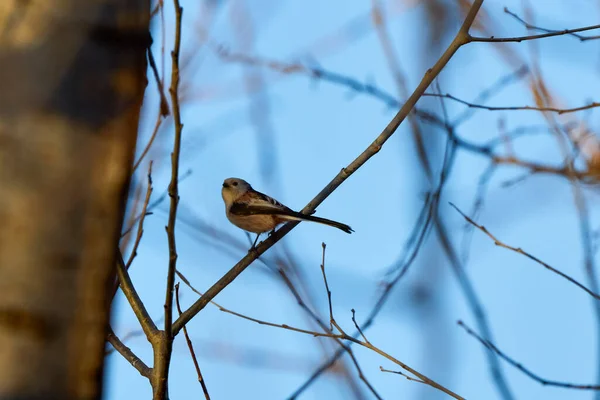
[458,320,600,390]
[115,251,158,339]
[125,162,154,270]
[175,283,210,399]
[171,0,485,337]
[451,203,600,301]
[107,327,152,379]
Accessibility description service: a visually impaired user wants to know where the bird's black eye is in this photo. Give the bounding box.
[232,181,238,186]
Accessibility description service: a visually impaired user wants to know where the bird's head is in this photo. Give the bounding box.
[222,177,251,205]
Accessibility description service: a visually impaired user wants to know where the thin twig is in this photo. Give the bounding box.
[460,163,496,263]
[452,65,529,125]
[132,113,164,173]
[503,7,600,41]
[317,245,347,338]
[175,284,210,399]
[423,92,600,115]
[351,309,369,345]
[340,345,384,400]
[113,163,155,299]
[164,0,184,338]
[469,22,600,43]
[450,202,600,301]
[319,243,334,331]
[379,366,426,384]
[147,36,170,117]
[274,267,380,399]
[133,16,170,174]
[458,320,600,390]
[491,156,593,182]
[125,162,154,269]
[214,44,400,108]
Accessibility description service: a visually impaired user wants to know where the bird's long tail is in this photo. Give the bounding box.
[279,213,353,234]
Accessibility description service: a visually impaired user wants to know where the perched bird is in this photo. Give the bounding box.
[221,177,353,248]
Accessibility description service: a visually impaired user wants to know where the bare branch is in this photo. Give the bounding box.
[379,366,426,384]
[450,203,600,301]
[503,7,600,41]
[175,284,210,400]
[115,251,159,339]
[147,38,170,117]
[319,243,334,332]
[423,92,600,115]
[125,162,154,270]
[491,156,595,182]
[469,22,600,43]
[452,66,530,125]
[113,162,155,299]
[132,112,165,173]
[120,169,192,239]
[351,309,369,345]
[107,327,152,379]
[458,321,600,390]
[105,315,165,357]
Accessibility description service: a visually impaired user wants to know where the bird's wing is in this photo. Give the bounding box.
[229,189,353,234]
[229,190,295,216]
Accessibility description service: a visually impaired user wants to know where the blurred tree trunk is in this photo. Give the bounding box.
[0,1,149,399]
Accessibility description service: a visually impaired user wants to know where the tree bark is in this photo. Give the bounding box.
[0,1,149,399]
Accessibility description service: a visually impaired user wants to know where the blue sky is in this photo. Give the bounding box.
[106,0,600,399]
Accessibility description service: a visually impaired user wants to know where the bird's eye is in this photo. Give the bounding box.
[232,181,238,186]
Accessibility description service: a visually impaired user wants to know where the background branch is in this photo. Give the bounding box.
[451,202,600,301]
[458,321,600,390]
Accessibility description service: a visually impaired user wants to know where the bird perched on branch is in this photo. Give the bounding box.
[221,177,353,249]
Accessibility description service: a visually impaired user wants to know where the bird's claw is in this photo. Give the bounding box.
[248,240,263,253]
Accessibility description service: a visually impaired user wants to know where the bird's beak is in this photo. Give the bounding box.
[222,182,229,188]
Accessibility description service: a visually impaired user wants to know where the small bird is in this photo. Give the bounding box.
[221,178,353,248]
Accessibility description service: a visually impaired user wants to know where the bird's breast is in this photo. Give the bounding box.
[226,212,279,233]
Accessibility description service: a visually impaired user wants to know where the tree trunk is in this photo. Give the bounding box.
[0,1,149,399]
